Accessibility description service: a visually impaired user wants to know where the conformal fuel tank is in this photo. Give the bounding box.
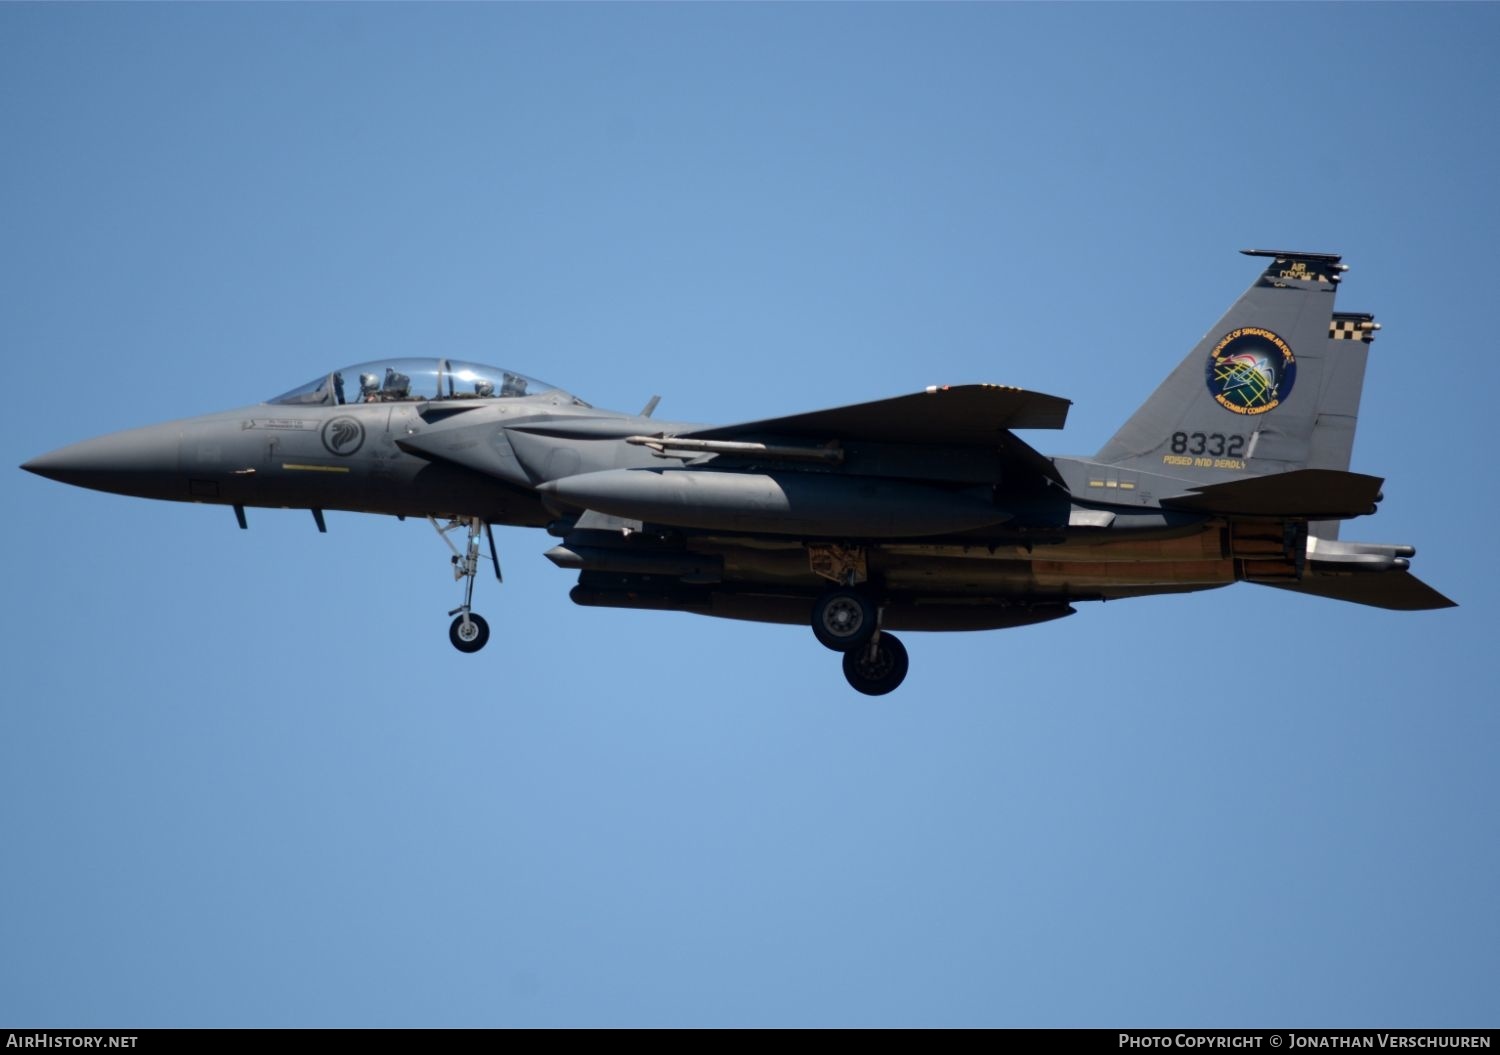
[538,469,1010,538]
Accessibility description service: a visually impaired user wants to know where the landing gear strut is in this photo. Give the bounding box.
[430,515,501,654]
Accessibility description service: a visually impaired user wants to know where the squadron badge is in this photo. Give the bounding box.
[1206,327,1296,415]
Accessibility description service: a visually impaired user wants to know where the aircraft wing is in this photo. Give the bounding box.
[670,383,1072,489]
[680,384,1070,445]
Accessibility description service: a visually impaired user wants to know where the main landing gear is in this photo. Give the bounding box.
[811,587,909,695]
[431,516,501,654]
[806,541,910,695]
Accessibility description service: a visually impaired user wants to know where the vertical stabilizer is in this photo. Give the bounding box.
[1096,251,1370,487]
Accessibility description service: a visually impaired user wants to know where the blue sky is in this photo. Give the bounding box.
[2,3,1495,1028]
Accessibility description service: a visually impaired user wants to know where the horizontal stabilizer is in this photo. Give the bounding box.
[683,384,1070,445]
[1257,572,1456,611]
[1162,469,1383,519]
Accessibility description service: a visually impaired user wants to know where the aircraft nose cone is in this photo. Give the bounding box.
[22,424,183,499]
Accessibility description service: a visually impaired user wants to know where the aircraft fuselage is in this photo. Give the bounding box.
[22,251,1454,695]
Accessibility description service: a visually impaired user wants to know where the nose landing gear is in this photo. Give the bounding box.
[430,516,501,654]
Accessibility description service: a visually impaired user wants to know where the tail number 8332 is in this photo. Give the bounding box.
[1170,432,1246,457]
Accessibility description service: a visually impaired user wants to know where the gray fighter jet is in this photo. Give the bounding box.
[22,250,1454,695]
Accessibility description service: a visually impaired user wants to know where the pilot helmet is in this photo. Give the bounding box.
[359,373,380,397]
[474,379,495,397]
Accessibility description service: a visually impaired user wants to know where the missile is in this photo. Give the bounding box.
[537,469,1010,538]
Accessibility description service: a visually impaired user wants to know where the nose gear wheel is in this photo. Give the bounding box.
[449,612,490,653]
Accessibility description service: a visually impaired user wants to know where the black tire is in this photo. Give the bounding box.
[842,633,909,696]
[449,613,490,653]
[811,589,877,652]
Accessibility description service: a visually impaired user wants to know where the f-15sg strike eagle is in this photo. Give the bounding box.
[23,250,1454,695]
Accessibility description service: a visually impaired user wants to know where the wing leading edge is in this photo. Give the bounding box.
[679,384,1070,445]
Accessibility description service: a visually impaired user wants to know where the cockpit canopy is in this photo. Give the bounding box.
[268,358,581,407]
